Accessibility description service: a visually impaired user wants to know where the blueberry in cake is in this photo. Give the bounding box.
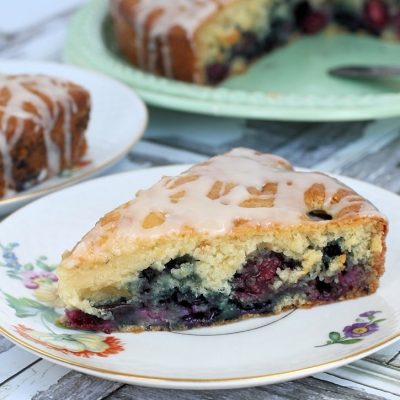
[0,75,90,198]
[110,0,400,84]
[57,148,387,333]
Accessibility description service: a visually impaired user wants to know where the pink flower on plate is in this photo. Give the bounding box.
[23,271,57,289]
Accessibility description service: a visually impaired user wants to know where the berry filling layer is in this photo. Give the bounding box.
[62,243,372,333]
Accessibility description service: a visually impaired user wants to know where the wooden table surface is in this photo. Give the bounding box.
[0,2,400,399]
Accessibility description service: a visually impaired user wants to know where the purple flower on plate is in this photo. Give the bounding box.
[343,322,379,338]
[23,271,57,289]
[359,311,381,318]
[317,310,385,347]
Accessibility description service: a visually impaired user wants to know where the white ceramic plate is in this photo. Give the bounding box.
[0,60,148,216]
[0,165,399,390]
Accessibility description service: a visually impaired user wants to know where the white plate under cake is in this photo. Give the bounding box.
[0,162,398,388]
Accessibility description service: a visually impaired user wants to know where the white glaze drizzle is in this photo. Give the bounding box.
[0,75,78,194]
[130,0,235,80]
[67,148,384,266]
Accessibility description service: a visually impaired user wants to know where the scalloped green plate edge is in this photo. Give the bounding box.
[64,0,400,121]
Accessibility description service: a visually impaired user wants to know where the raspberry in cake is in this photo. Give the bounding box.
[0,74,90,198]
[57,148,387,333]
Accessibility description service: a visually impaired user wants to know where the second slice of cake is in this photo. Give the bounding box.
[57,148,387,333]
[0,74,90,197]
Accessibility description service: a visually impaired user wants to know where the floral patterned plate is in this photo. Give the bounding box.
[0,166,399,389]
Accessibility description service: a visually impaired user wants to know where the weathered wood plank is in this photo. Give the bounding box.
[264,122,368,168]
[32,371,122,400]
[334,134,400,193]
[129,141,206,166]
[327,361,400,399]
[147,112,371,166]
[145,108,245,155]
[388,353,400,368]
[99,140,205,177]
[0,346,38,385]
[316,371,400,400]
[0,359,67,400]
[366,342,400,367]
[0,335,13,353]
[103,377,388,400]
[314,118,400,172]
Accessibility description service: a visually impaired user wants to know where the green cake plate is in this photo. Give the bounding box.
[64,0,400,121]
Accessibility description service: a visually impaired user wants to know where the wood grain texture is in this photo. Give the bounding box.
[0,359,68,400]
[247,121,368,168]
[388,354,400,368]
[150,120,367,168]
[102,377,387,400]
[128,141,205,168]
[336,135,400,194]
[0,335,14,353]
[366,342,400,367]
[0,346,38,385]
[32,371,122,400]
[316,371,400,400]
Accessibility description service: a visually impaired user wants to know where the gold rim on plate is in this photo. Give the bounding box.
[1,325,398,385]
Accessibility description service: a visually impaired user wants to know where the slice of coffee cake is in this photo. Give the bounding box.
[57,148,387,333]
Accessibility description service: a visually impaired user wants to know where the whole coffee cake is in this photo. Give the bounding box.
[110,0,400,84]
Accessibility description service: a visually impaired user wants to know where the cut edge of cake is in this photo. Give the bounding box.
[57,148,387,333]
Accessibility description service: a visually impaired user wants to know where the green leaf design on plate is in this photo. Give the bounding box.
[5,296,46,318]
[35,257,57,272]
[328,332,341,342]
[41,308,61,324]
[23,263,34,271]
[4,293,60,321]
[339,339,362,345]
[6,271,21,280]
